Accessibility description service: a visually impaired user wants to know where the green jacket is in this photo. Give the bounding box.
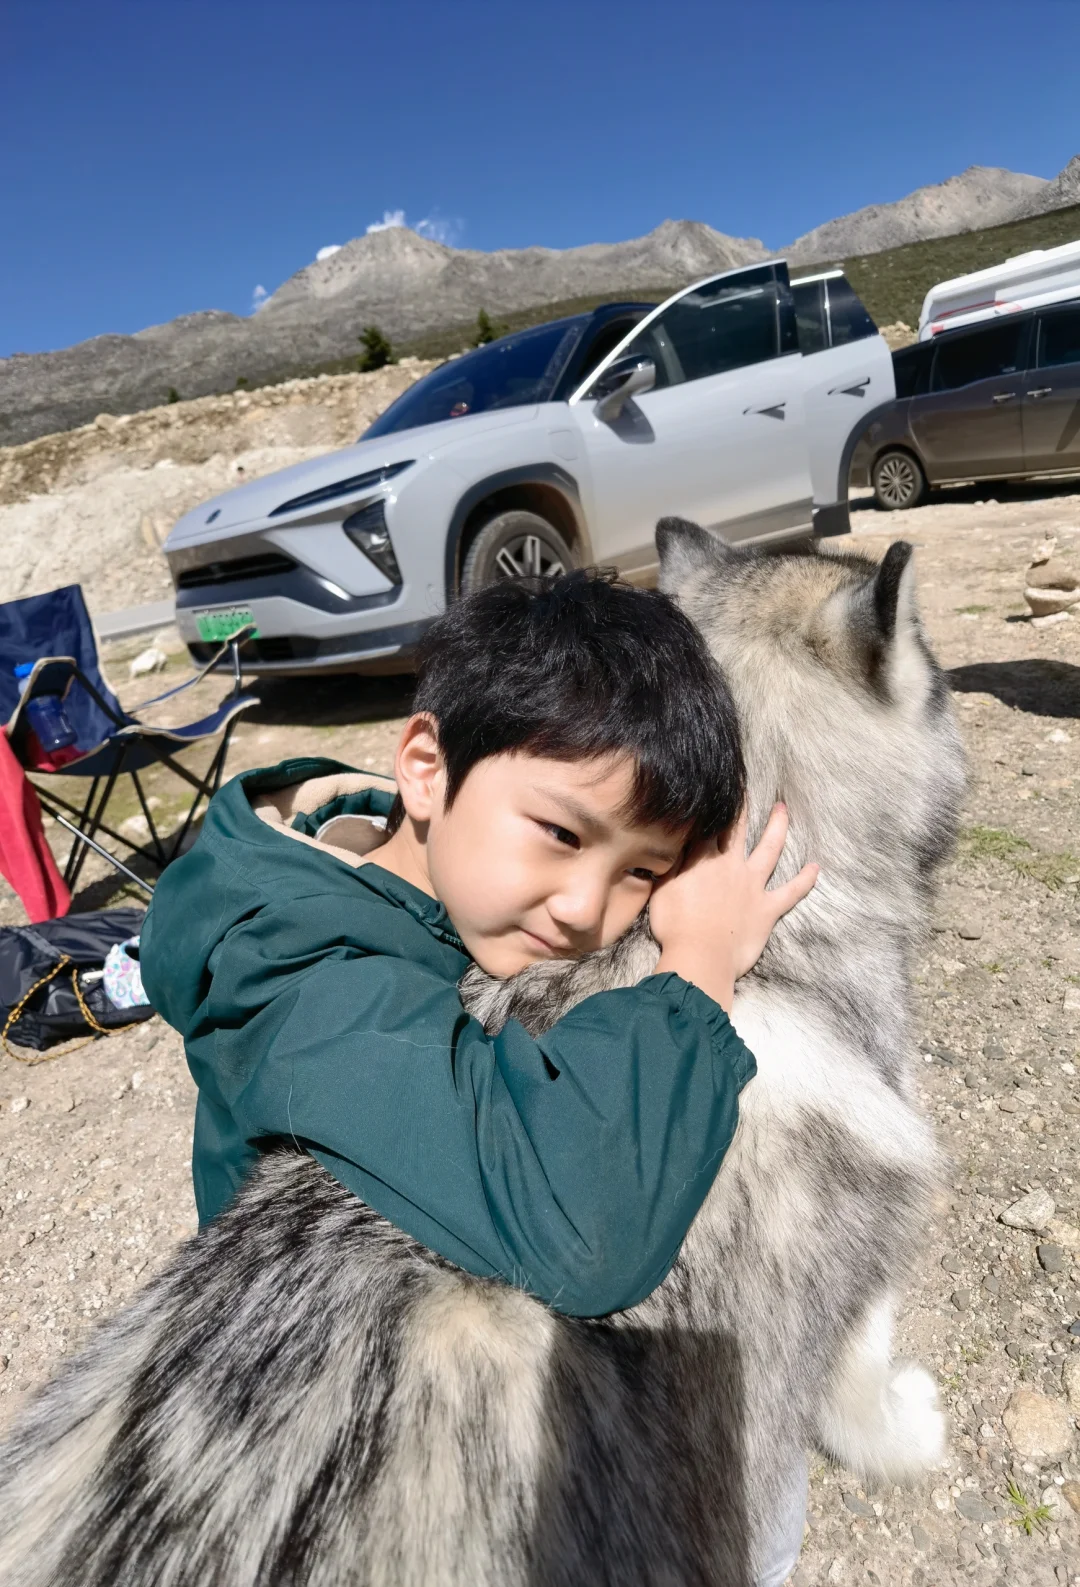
[141,757,756,1318]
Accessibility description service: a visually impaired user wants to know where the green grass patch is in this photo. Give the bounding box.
[959,824,1080,890]
[955,604,992,615]
[1006,1478,1052,1536]
[840,199,1080,329]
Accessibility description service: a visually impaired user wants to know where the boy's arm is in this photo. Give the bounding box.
[211,919,753,1318]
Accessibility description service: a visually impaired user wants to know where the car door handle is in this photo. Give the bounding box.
[991,392,1017,404]
[827,377,870,397]
[743,402,786,420]
[1027,387,1053,400]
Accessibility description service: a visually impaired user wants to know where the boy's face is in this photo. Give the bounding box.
[393,721,684,976]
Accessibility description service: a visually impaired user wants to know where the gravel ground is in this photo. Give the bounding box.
[1,479,1079,1585]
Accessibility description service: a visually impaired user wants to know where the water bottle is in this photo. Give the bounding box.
[13,662,77,753]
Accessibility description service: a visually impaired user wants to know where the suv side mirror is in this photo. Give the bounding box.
[591,356,656,422]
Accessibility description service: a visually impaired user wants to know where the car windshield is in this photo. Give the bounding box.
[362,318,587,439]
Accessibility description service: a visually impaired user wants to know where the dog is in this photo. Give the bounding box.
[0,519,964,1586]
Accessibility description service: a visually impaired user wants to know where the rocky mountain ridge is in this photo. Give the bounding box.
[3,155,1078,447]
[782,164,1050,264]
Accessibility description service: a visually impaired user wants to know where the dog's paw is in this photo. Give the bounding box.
[885,1363,946,1471]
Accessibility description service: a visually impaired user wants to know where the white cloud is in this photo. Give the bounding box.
[251,284,269,313]
[365,208,462,247]
[366,209,407,233]
[316,244,343,261]
[414,214,462,246]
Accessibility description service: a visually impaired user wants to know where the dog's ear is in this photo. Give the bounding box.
[843,540,931,703]
[656,518,732,593]
[870,540,916,639]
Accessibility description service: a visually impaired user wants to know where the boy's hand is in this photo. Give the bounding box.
[650,804,818,1014]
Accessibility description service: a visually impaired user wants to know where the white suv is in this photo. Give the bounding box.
[166,262,893,672]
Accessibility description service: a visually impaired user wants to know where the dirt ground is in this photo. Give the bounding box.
[1,479,1079,1585]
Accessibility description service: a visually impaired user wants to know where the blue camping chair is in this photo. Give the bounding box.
[1,585,257,897]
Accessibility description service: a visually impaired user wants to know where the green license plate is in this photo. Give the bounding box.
[194,607,259,644]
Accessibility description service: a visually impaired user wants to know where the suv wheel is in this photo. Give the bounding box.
[872,450,927,511]
[460,511,577,594]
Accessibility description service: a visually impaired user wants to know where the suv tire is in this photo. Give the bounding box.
[872,449,928,511]
[460,511,577,594]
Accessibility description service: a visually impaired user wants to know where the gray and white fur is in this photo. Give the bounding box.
[0,521,965,1587]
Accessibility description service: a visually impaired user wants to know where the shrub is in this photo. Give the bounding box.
[167,387,181,404]
[358,325,394,371]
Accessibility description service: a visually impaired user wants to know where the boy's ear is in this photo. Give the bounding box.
[394,713,444,823]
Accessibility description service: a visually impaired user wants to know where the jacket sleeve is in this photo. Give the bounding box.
[203,914,756,1319]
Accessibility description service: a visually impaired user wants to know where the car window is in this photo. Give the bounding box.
[825,276,878,345]
[930,322,1027,391]
[618,266,782,392]
[892,342,932,399]
[1037,304,1080,369]
[792,279,828,355]
[362,318,586,438]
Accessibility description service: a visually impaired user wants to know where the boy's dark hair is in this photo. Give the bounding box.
[390,569,744,844]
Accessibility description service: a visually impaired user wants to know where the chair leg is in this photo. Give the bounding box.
[67,753,127,893]
[62,776,99,887]
[165,717,239,863]
[130,770,167,866]
[35,785,164,870]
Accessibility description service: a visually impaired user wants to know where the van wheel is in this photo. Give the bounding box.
[872,450,927,511]
[460,512,577,595]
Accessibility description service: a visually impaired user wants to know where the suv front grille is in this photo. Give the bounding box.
[176,552,297,591]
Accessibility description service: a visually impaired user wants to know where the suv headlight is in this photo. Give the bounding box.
[343,499,402,585]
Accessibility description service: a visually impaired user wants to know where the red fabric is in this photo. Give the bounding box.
[0,728,70,921]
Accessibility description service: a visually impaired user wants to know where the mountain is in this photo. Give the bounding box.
[1017,153,1080,218]
[5,156,1079,449]
[782,165,1050,266]
[0,221,765,448]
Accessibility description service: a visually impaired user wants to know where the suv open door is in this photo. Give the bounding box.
[569,264,814,578]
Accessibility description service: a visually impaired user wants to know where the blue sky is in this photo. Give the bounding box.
[2,0,1078,358]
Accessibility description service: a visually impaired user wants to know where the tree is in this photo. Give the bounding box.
[358,325,393,371]
[474,308,497,346]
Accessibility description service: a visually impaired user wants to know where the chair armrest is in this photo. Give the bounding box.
[6,657,127,738]
[130,624,256,713]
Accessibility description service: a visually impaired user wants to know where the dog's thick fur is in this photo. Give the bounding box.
[0,522,965,1586]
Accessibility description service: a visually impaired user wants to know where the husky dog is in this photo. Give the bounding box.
[0,521,964,1587]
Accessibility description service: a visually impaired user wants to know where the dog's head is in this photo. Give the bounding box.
[656,518,966,891]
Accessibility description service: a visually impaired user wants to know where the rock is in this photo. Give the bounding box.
[984,1041,1007,1060]
[941,1255,965,1273]
[955,1491,997,1524]
[999,1189,1056,1231]
[958,921,983,940]
[952,1289,972,1310]
[1031,610,1073,628]
[1069,1319,1080,1337]
[8,1097,29,1114]
[129,645,168,678]
[1025,552,1080,617]
[1064,987,1080,1016]
[1045,1218,1080,1252]
[1038,1244,1066,1274]
[983,1275,1001,1295]
[1002,1388,1074,1462]
[999,1098,1020,1113]
[1027,1114,1047,1134]
[1063,1479,1080,1514]
[842,1491,876,1518]
[911,1524,933,1552]
[1064,1356,1080,1407]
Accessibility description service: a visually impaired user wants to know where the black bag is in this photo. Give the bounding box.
[0,908,154,1056]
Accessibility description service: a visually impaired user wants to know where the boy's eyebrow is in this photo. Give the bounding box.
[532,785,681,864]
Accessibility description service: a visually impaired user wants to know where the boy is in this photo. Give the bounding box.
[142,570,816,1318]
